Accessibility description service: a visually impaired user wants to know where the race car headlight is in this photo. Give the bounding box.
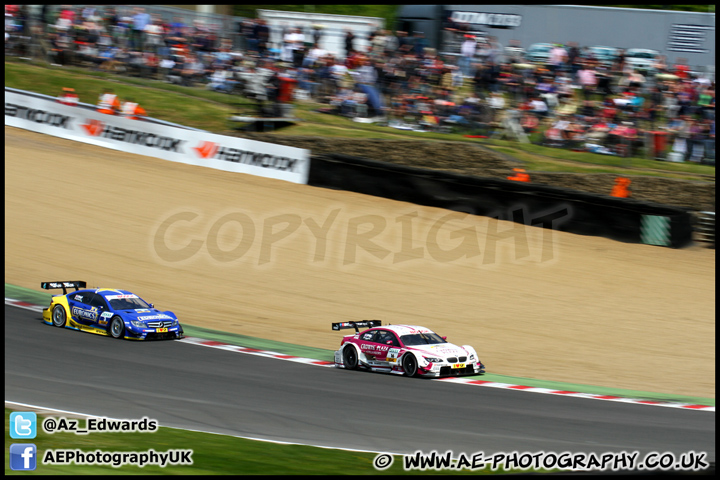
[424,357,443,363]
[171,319,179,326]
[130,320,145,328]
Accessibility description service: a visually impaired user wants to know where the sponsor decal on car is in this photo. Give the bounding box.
[71,306,97,321]
[137,314,173,321]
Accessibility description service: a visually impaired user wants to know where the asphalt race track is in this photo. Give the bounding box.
[5,305,715,462]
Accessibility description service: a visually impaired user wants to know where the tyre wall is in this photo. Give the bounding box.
[308,153,693,248]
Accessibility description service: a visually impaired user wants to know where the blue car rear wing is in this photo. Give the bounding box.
[332,320,382,333]
[41,281,87,295]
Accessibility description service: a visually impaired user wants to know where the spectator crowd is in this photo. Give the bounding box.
[5,5,714,164]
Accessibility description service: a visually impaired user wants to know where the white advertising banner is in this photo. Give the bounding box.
[5,90,310,184]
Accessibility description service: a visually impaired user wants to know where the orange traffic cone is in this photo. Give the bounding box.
[610,177,631,197]
[508,168,531,182]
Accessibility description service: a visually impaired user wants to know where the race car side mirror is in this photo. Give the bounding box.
[442,336,447,340]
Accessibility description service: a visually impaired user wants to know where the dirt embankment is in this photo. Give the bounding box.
[234,134,716,212]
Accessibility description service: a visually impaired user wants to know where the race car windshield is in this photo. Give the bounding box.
[400,332,447,346]
[108,297,151,310]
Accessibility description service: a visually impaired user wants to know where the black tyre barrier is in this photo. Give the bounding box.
[308,153,694,248]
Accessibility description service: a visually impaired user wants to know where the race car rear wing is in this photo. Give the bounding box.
[41,281,87,295]
[332,320,382,333]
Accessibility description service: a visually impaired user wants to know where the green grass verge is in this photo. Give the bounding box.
[5,409,545,475]
[5,59,714,182]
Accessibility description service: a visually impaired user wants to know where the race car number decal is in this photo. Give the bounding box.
[387,348,400,363]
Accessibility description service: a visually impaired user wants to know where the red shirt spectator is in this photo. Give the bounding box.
[674,61,689,80]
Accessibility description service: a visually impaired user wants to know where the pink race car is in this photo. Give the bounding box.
[332,321,485,378]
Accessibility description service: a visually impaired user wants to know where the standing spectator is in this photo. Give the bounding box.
[486,36,503,64]
[383,30,399,57]
[548,43,567,74]
[687,116,708,162]
[397,30,412,55]
[242,19,257,54]
[283,27,304,67]
[130,7,150,51]
[254,18,270,57]
[412,31,426,57]
[311,24,323,47]
[566,41,581,78]
[355,56,383,117]
[460,34,476,78]
[704,118,715,163]
[697,86,715,120]
[577,62,597,100]
[144,15,164,54]
[344,29,355,58]
[371,29,387,57]
[668,114,691,158]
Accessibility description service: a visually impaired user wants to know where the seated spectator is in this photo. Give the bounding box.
[159,55,176,81]
[488,91,505,111]
[98,44,121,72]
[566,117,587,147]
[606,121,638,156]
[302,42,326,68]
[555,94,579,117]
[529,95,548,118]
[295,67,318,100]
[181,54,205,86]
[544,116,570,146]
[328,87,353,114]
[585,117,611,145]
[207,65,234,93]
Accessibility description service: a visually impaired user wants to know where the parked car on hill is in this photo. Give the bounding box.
[333,321,485,378]
[586,46,619,67]
[624,48,660,74]
[525,42,554,64]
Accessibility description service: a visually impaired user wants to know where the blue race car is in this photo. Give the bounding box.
[41,281,184,340]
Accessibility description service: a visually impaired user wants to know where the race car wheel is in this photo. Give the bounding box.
[52,305,67,327]
[343,345,359,370]
[109,317,125,339]
[402,353,418,377]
